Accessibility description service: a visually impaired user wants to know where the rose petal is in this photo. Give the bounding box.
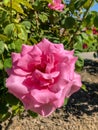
[13,67,30,76]
[34,103,56,117]
[17,54,33,71]
[37,38,51,53]
[66,73,82,97]
[29,45,42,57]
[21,93,56,116]
[21,44,33,56]
[6,75,28,98]
[34,69,60,80]
[31,89,57,104]
[48,0,64,11]
[11,52,21,64]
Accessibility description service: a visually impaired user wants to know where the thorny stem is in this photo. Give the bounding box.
[32,0,39,30]
[1,54,6,80]
[10,0,12,23]
[1,54,4,62]
[35,11,39,29]
[68,0,94,49]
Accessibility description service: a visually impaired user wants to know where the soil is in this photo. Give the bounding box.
[1,59,98,130]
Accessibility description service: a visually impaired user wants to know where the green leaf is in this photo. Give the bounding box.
[0,100,10,121]
[42,0,52,3]
[28,110,38,118]
[94,15,98,28]
[17,24,28,41]
[15,39,23,52]
[4,23,15,37]
[3,0,10,6]
[21,21,31,30]
[0,34,9,41]
[76,35,82,43]
[12,105,19,111]
[7,1,25,15]
[81,33,88,40]
[8,39,23,52]
[83,0,93,9]
[64,98,69,106]
[62,17,75,29]
[75,56,84,71]
[74,42,82,51]
[14,39,23,52]
[8,42,15,50]
[30,37,38,44]
[12,104,24,115]
[12,2,24,14]
[5,93,19,105]
[39,13,48,23]
[0,7,7,12]
[76,56,84,67]
[0,60,3,70]
[81,84,88,92]
[15,0,33,10]
[0,41,5,54]
[0,102,8,114]
[74,0,86,9]
[4,58,12,69]
[0,112,11,122]
[83,13,93,26]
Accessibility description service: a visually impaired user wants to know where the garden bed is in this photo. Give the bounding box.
[1,1,98,129]
[1,58,98,130]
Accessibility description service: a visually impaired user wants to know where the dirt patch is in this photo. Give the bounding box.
[1,59,98,130]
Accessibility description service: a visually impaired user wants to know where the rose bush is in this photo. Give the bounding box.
[48,0,64,11]
[6,38,82,116]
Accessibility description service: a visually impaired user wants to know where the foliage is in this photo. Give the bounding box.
[0,0,98,121]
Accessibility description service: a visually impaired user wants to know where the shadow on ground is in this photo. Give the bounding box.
[62,59,98,119]
[64,82,98,118]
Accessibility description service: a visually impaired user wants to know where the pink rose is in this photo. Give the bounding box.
[6,38,82,116]
[48,0,64,11]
